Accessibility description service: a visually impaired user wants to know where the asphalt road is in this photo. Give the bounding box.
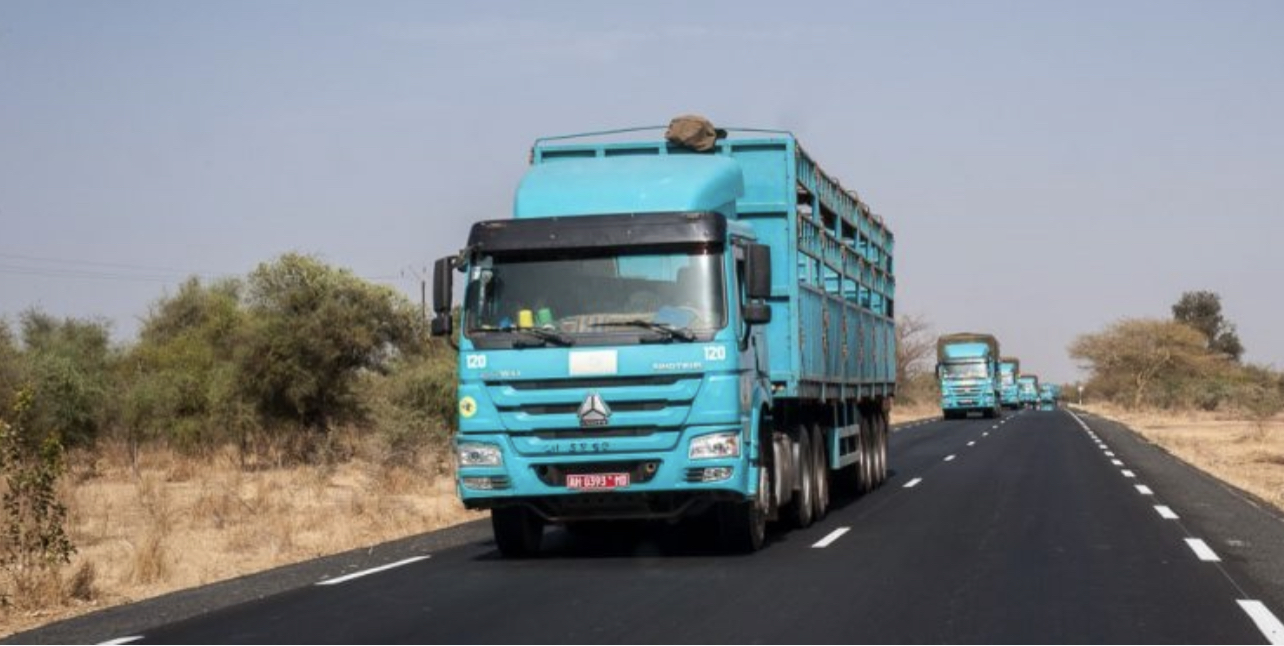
[11,408,1284,644]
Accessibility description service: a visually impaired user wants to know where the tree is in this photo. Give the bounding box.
[1069,318,1221,410]
[237,254,424,433]
[16,311,115,447]
[895,312,935,385]
[123,277,251,450]
[1172,290,1243,361]
[894,313,938,406]
[1,390,75,605]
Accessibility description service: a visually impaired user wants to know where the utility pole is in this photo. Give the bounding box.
[402,266,429,321]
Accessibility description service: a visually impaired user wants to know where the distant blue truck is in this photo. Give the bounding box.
[431,117,897,555]
[1038,383,1060,410]
[1018,374,1041,409]
[936,333,1002,419]
[998,357,1021,410]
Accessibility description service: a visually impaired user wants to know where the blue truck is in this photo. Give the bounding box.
[936,333,1002,419]
[998,357,1021,410]
[1038,382,1060,410]
[430,116,896,555]
[1018,374,1040,408]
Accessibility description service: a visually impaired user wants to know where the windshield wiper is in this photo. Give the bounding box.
[511,327,574,347]
[511,328,572,349]
[588,320,697,342]
[473,325,573,347]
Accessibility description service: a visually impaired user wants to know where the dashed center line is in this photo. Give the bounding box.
[1136,484,1154,495]
[1121,470,1136,478]
[812,527,851,548]
[944,454,956,462]
[316,555,431,586]
[1185,538,1222,562]
[1238,600,1284,645]
[1111,459,1124,466]
[904,477,922,488]
[967,441,975,446]
[1155,505,1179,519]
[983,432,989,437]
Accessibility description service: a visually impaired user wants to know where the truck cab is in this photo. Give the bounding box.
[998,357,1021,410]
[936,333,1002,419]
[1018,374,1040,409]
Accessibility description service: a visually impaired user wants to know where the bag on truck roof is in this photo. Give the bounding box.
[665,114,726,152]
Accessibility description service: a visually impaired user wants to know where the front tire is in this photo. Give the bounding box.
[492,506,544,558]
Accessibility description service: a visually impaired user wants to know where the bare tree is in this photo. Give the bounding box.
[895,312,935,385]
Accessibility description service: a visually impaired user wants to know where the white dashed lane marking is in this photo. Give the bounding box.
[944,455,956,462]
[904,477,922,488]
[812,527,850,548]
[316,556,431,586]
[1121,470,1136,478]
[1185,538,1221,562]
[1136,484,1154,495]
[1238,600,1284,645]
[1155,505,1179,519]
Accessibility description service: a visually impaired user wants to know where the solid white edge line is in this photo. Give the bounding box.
[1185,538,1221,562]
[944,454,956,462]
[1155,505,1179,519]
[1238,600,1284,645]
[813,527,851,548]
[1136,484,1154,495]
[904,477,922,488]
[98,637,144,645]
[316,555,431,586]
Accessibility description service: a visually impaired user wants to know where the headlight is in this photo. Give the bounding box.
[457,442,502,467]
[689,431,740,460]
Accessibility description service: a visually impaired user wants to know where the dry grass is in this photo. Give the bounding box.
[1080,403,1284,512]
[892,401,940,425]
[0,434,483,639]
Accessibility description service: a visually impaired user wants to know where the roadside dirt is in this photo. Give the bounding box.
[1079,404,1284,512]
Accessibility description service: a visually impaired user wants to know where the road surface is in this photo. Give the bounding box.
[11,408,1284,644]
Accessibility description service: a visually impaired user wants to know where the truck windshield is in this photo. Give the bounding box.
[941,362,990,379]
[463,249,725,344]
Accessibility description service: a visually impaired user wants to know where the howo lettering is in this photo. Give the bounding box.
[430,116,897,556]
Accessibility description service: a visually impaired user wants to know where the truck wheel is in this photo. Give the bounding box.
[718,464,768,553]
[810,424,829,521]
[492,506,544,558]
[857,410,874,494]
[783,428,814,528]
[874,410,889,486]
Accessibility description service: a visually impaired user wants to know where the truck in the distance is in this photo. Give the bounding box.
[1018,374,1040,409]
[936,333,1002,419]
[1039,383,1061,410]
[998,357,1021,410]
[430,116,896,555]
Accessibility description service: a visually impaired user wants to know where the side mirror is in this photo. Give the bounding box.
[432,256,454,314]
[745,244,772,300]
[742,302,772,325]
[431,256,455,338]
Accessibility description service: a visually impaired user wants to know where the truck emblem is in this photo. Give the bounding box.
[578,391,611,427]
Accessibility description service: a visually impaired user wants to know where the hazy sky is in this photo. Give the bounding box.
[2,0,1281,384]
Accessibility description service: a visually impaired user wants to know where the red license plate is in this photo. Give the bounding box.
[566,473,630,490]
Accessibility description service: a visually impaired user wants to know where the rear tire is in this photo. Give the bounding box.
[783,427,815,528]
[492,506,544,558]
[857,410,874,494]
[874,409,889,486]
[810,424,829,521]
